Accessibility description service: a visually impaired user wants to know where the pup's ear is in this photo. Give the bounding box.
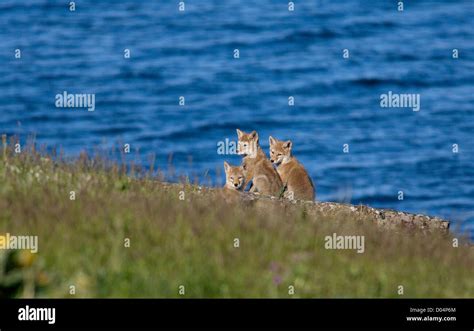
[250,130,258,141]
[284,140,292,150]
[224,161,231,173]
[236,129,243,139]
[269,136,276,146]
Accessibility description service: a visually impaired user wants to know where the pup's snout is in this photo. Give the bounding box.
[234,183,239,187]
[271,159,274,163]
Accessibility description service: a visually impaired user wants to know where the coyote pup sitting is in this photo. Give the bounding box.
[222,161,246,203]
[236,129,283,196]
[223,161,245,190]
[269,136,315,201]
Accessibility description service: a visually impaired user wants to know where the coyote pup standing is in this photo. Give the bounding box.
[269,136,315,201]
[236,129,283,196]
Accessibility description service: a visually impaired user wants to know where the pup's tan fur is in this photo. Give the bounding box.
[236,129,283,196]
[269,136,315,201]
[223,161,245,190]
[221,161,245,203]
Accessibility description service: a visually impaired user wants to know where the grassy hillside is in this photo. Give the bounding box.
[0,139,473,298]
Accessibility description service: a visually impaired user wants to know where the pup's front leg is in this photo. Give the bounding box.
[249,183,257,192]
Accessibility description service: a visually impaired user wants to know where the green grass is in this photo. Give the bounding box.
[0,138,473,298]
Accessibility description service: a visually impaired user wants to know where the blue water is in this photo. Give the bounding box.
[1,0,473,238]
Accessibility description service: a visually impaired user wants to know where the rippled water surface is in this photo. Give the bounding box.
[1,0,473,237]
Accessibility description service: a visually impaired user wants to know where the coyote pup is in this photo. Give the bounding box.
[236,129,283,196]
[269,136,315,201]
[223,161,245,190]
[222,161,245,203]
